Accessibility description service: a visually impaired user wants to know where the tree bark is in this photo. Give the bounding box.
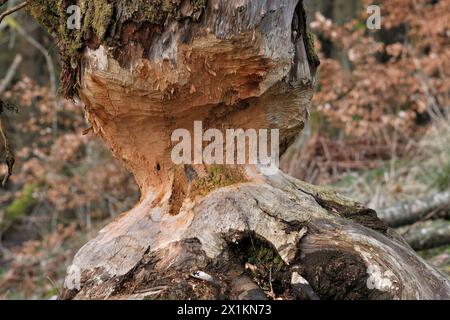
[378,191,450,227]
[28,0,450,300]
[400,220,450,251]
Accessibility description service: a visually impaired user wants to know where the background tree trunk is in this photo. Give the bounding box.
[28,0,450,300]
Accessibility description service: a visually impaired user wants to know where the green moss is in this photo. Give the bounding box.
[118,0,205,26]
[2,183,40,231]
[141,0,175,24]
[29,0,113,54]
[228,233,288,294]
[28,0,207,97]
[191,0,207,12]
[191,165,246,197]
[247,246,285,273]
[27,1,64,36]
[29,0,207,51]
[28,0,114,97]
[316,196,389,235]
[294,180,389,235]
[306,31,321,68]
[90,0,114,39]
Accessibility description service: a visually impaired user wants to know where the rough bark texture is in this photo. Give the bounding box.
[28,0,450,300]
[400,220,450,251]
[61,170,450,300]
[378,191,450,228]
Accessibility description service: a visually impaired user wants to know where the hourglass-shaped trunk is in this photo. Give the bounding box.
[28,0,450,299]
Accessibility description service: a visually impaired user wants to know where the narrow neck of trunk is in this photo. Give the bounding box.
[73,0,316,210]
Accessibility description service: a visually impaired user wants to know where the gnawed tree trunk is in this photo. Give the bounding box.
[28,0,450,300]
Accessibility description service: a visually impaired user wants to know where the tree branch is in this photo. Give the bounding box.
[0,1,28,25]
[0,54,22,95]
[12,22,60,140]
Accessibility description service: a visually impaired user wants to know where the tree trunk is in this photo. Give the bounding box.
[28,0,450,300]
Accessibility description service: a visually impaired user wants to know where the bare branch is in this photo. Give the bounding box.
[12,22,60,139]
[0,54,22,95]
[0,1,28,25]
[12,23,57,96]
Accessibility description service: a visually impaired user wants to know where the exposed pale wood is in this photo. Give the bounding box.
[76,0,315,196]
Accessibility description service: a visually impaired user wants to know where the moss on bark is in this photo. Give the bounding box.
[306,31,321,69]
[28,0,207,98]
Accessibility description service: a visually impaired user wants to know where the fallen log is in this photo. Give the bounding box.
[400,220,450,251]
[377,191,450,227]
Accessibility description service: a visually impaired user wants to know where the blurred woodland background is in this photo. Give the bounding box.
[0,0,449,299]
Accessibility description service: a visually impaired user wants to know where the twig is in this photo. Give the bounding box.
[0,54,22,95]
[134,286,167,295]
[0,1,28,25]
[268,267,274,296]
[400,205,443,236]
[190,271,221,287]
[46,276,61,297]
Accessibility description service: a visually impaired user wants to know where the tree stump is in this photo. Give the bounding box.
[28,0,450,300]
